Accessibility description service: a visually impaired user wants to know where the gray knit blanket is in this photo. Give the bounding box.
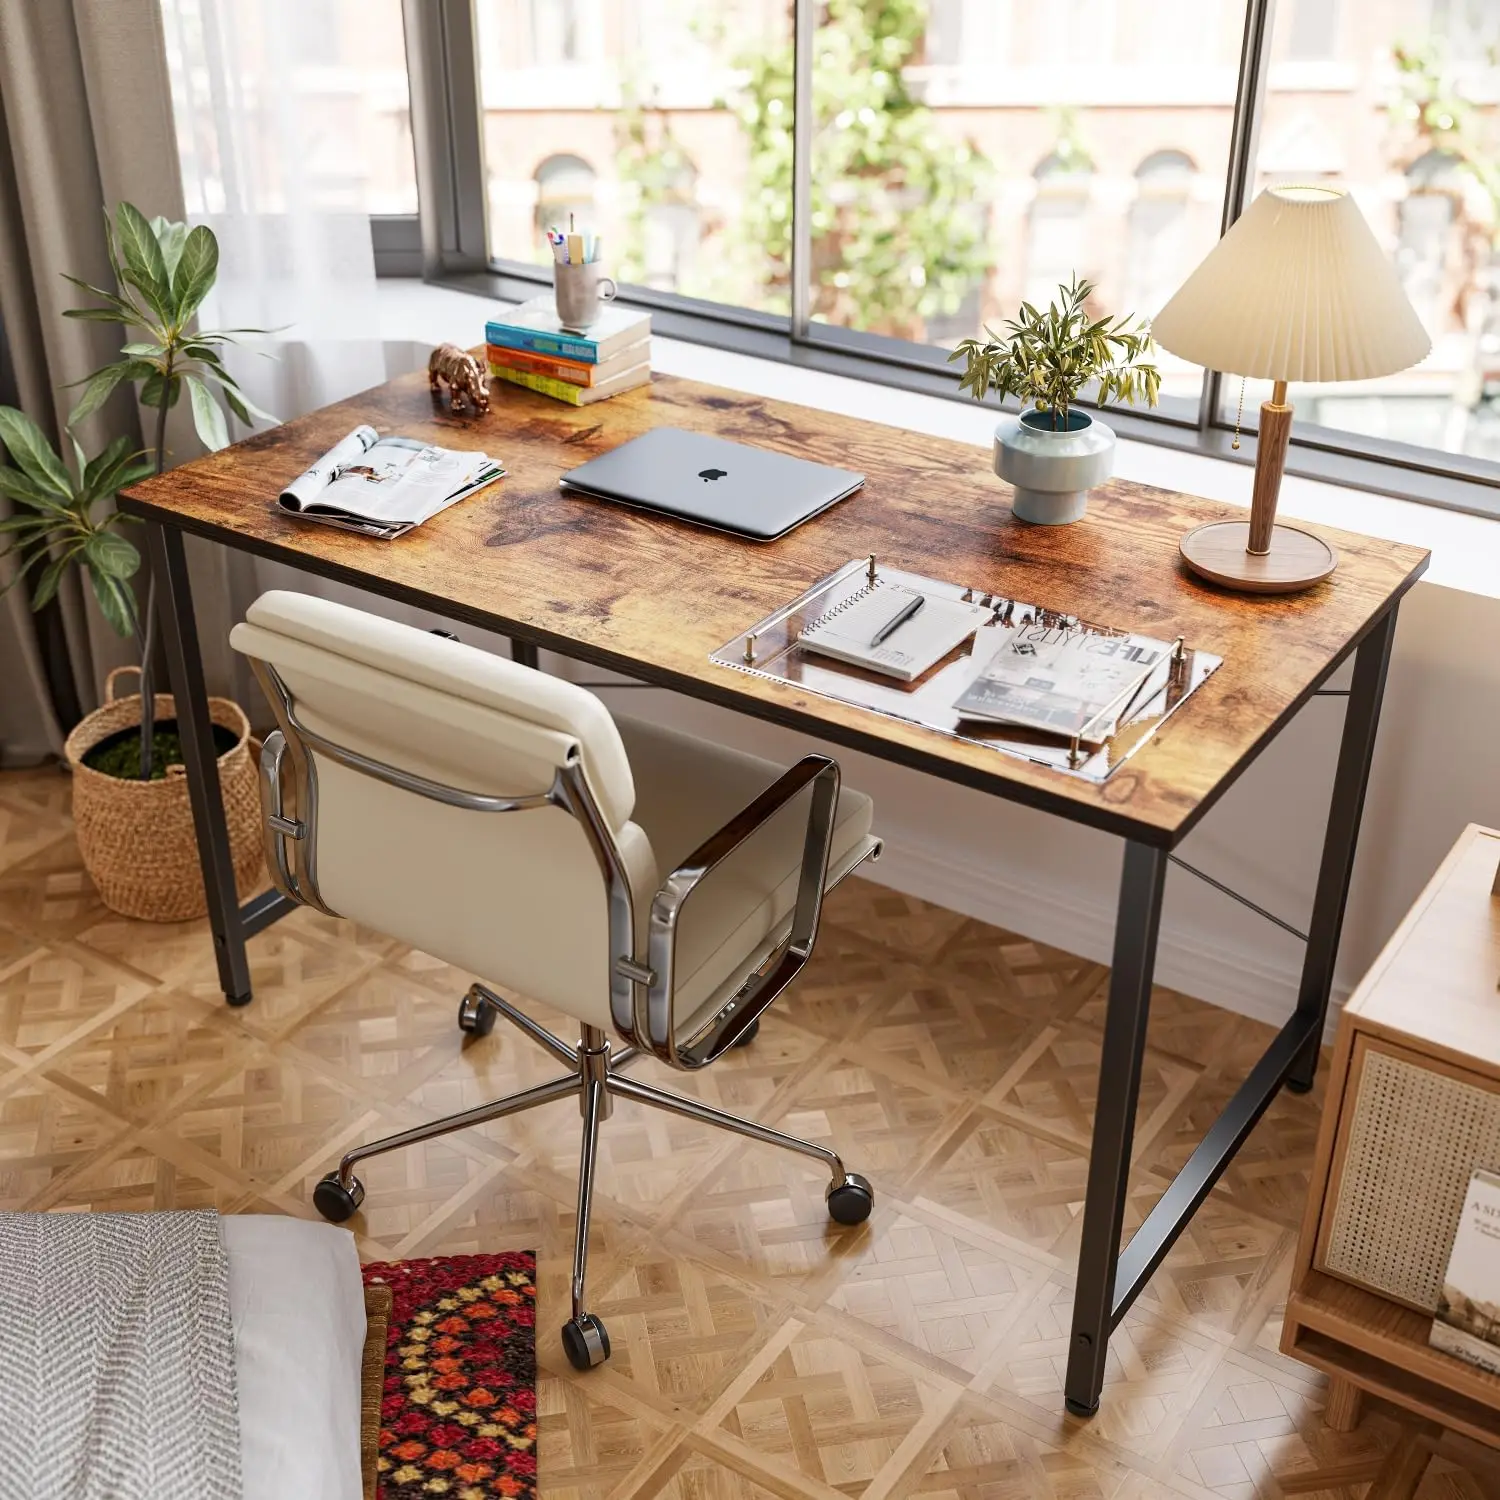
[0,1210,241,1500]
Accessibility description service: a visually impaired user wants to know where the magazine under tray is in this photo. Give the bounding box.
[710,558,1223,783]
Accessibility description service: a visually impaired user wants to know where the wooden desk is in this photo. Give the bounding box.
[119,371,1429,1416]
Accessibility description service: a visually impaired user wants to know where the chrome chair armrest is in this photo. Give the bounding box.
[258,731,302,906]
[642,755,840,1069]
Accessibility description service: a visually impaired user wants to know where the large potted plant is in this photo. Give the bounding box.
[0,202,274,920]
[951,275,1160,525]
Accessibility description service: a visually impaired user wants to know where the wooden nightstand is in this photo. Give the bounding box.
[1284,824,1500,1494]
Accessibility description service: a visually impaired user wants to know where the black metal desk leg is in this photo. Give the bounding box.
[145,522,253,1005]
[1286,603,1398,1092]
[1064,840,1168,1416]
[511,640,539,670]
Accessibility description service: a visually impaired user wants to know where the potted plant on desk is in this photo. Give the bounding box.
[0,202,273,920]
[951,275,1159,525]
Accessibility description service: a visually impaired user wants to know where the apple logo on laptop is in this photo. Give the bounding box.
[698,467,728,482]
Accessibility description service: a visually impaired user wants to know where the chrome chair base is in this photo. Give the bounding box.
[313,983,874,1370]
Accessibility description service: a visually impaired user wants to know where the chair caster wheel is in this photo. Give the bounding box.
[826,1172,874,1225]
[561,1313,610,1370]
[731,1017,760,1048]
[457,987,496,1038]
[313,1171,365,1223]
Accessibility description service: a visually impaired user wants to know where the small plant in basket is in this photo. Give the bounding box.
[0,204,275,922]
[0,201,274,778]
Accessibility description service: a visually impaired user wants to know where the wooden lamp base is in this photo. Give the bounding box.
[1180,383,1338,595]
[1179,520,1336,593]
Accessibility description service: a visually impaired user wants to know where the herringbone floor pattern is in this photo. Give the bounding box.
[0,765,1487,1499]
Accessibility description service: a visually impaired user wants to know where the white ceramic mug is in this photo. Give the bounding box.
[554,262,617,332]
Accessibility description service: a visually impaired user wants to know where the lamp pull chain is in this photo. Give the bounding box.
[1231,376,1246,450]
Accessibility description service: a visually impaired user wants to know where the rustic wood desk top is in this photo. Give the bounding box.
[119,371,1429,847]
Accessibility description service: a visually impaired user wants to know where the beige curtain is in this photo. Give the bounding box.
[0,0,277,764]
[0,0,186,763]
[0,0,461,766]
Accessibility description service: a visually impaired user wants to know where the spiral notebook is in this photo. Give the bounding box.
[797,579,990,681]
[713,558,1224,782]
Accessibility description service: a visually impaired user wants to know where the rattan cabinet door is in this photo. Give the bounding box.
[1316,1035,1500,1313]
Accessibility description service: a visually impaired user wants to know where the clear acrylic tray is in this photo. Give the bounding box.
[710,558,1223,783]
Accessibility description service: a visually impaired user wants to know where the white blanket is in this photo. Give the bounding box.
[0,1210,241,1500]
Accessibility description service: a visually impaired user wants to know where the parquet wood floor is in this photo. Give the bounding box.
[0,764,1488,1500]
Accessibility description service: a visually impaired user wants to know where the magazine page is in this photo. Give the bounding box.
[1430,1168,1500,1376]
[280,425,379,510]
[336,443,499,525]
[277,427,504,537]
[954,624,1169,742]
[310,437,430,521]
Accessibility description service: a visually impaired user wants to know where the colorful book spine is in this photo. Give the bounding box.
[488,364,598,406]
[485,343,594,386]
[484,321,599,363]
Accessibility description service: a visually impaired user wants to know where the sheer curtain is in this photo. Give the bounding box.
[157,0,455,699]
[159,0,393,422]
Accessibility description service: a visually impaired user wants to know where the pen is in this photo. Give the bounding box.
[870,593,924,647]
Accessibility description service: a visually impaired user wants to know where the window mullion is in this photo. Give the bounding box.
[1197,0,1278,433]
[402,0,488,276]
[790,0,815,340]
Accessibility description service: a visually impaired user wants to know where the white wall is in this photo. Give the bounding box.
[375,281,1500,1031]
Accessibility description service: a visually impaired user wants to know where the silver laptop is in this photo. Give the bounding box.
[559,428,864,541]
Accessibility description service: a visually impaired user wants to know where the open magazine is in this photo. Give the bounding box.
[952,623,1172,745]
[278,425,505,539]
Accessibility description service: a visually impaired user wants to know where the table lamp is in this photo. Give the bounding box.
[1150,185,1431,593]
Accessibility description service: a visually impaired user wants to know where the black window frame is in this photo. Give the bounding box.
[383,0,1500,523]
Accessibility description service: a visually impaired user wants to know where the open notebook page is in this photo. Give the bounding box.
[798,582,990,682]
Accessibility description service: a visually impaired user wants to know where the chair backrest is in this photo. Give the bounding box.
[230,592,656,1029]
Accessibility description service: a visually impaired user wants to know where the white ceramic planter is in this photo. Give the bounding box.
[993,408,1116,525]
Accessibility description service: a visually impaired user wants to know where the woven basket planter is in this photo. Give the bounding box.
[63,667,264,922]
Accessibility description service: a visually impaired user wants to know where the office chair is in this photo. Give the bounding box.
[231,591,882,1370]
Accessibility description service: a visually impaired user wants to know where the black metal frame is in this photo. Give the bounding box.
[1063,605,1397,1414]
[143,503,1402,1416]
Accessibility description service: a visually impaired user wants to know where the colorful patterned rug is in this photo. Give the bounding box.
[362,1252,537,1500]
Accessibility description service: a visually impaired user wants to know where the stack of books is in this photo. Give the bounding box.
[485,297,651,406]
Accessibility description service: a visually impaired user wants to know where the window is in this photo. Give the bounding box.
[804,0,1246,419]
[1236,0,1500,465]
[1282,0,1340,62]
[471,0,789,313]
[532,154,598,246]
[395,0,1500,515]
[1026,150,1094,307]
[528,0,587,65]
[1126,152,1194,316]
[162,0,417,218]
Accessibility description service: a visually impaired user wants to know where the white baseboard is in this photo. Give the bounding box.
[869,825,1349,1039]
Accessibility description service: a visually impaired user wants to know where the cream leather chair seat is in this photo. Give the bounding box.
[615,717,873,1037]
[231,590,881,1374]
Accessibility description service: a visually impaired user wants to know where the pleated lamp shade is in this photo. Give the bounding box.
[1150,185,1431,382]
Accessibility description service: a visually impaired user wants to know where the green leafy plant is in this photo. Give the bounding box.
[0,202,274,778]
[0,411,151,636]
[1389,41,1500,285]
[66,202,274,450]
[727,0,991,335]
[950,275,1160,430]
